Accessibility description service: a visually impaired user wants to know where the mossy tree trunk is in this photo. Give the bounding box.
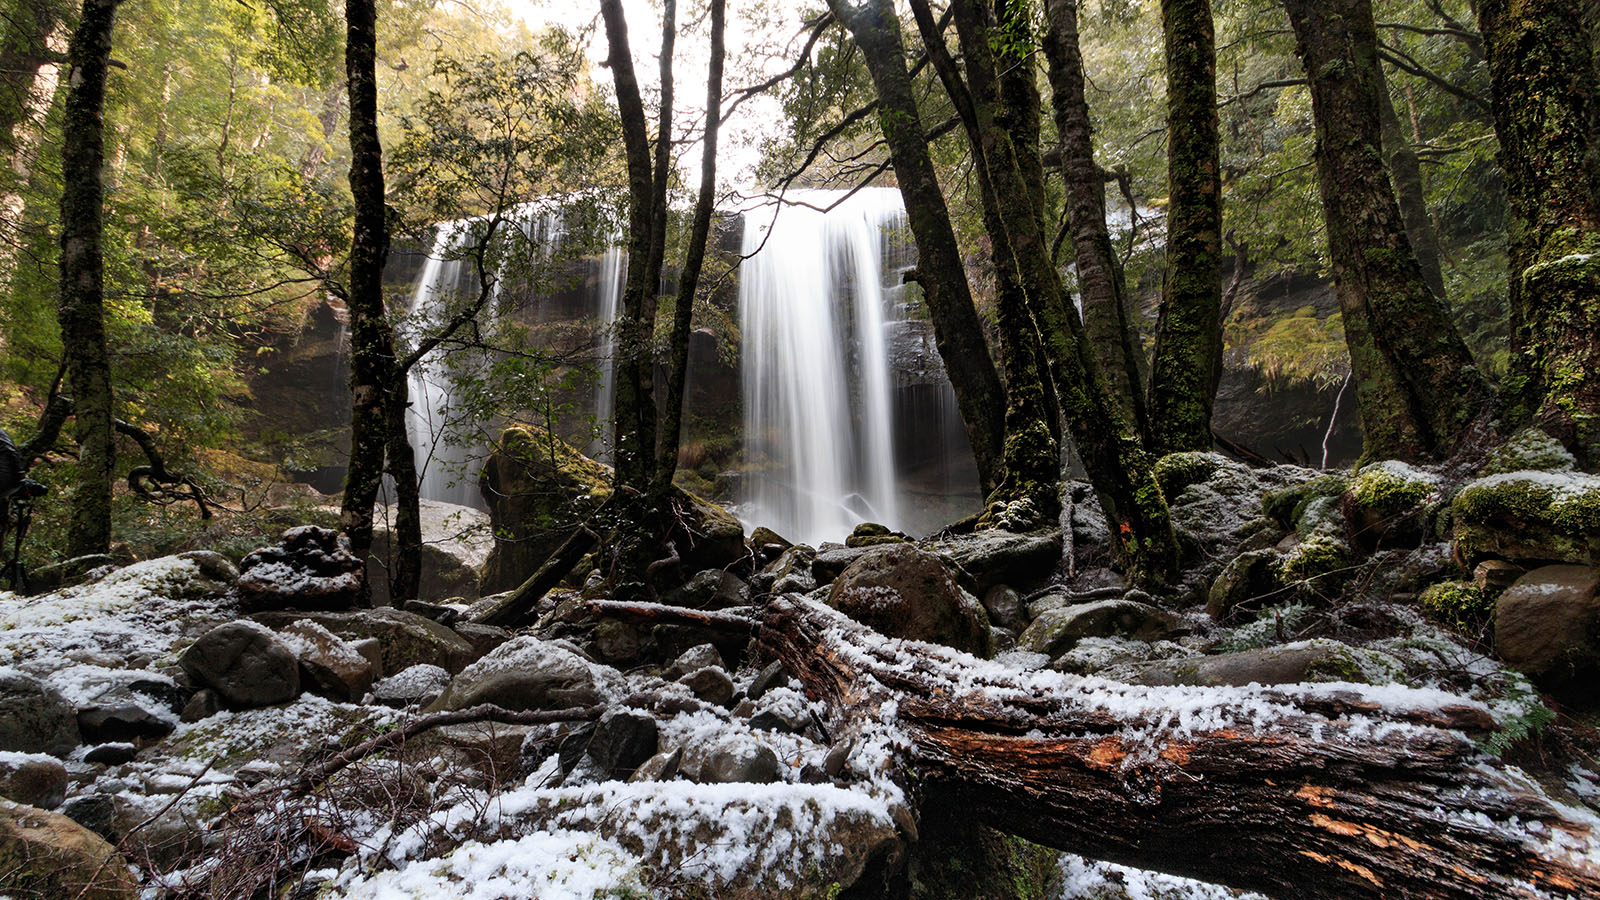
[1282,0,1492,462]
[904,0,1061,519]
[1477,0,1600,469]
[0,0,64,156]
[600,0,662,503]
[822,0,1009,500]
[1147,0,1224,455]
[1041,0,1150,439]
[340,0,420,603]
[947,0,1178,585]
[56,0,121,557]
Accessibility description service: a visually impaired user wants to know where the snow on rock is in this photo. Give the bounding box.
[1056,853,1265,899]
[335,828,647,900]
[0,556,234,673]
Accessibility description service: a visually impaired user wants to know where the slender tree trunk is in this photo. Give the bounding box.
[947,0,1178,585]
[1041,0,1150,438]
[1282,0,1492,462]
[1376,65,1448,301]
[384,393,421,605]
[1476,0,1600,468]
[600,0,659,499]
[340,0,404,598]
[57,0,121,557]
[654,0,724,497]
[822,0,1009,499]
[0,0,63,154]
[1147,0,1224,455]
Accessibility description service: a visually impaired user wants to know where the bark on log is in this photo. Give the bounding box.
[749,593,1600,899]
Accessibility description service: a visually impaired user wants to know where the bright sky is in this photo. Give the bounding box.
[506,0,812,199]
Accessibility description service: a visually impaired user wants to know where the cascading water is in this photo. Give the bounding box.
[403,203,624,508]
[738,188,914,545]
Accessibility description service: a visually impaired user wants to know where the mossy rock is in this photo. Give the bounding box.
[1343,461,1441,550]
[1481,428,1577,477]
[902,796,1057,900]
[478,424,614,596]
[846,522,908,549]
[1420,581,1494,633]
[0,799,138,900]
[1207,550,1285,621]
[1152,451,1224,502]
[1279,534,1352,584]
[1263,474,1348,534]
[1452,471,1600,566]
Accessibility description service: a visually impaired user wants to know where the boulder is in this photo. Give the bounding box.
[981,585,1026,633]
[0,799,138,900]
[1453,471,1600,566]
[0,754,67,809]
[679,667,735,707]
[83,743,136,766]
[749,526,791,565]
[927,529,1063,596]
[426,635,617,713]
[663,643,724,680]
[750,687,813,734]
[180,690,220,723]
[277,620,375,701]
[827,544,992,657]
[477,424,614,596]
[846,522,907,548]
[251,607,476,674]
[672,490,748,573]
[452,623,511,662]
[1120,639,1399,687]
[0,670,81,755]
[628,747,683,783]
[810,545,871,586]
[236,525,363,611]
[366,499,491,606]
[695,735,781,784]
[582,710,659,779]
[747,660,789,701]
[178,621,300,708]
[1342,460,1441,550]
[1494,565,1600,683]
[591,618,646,665]
[766,544,817,595]
[76,705,175,744]
[663,569,748,610]
[373,664,453,708]
[1017,599,1179,658]
[1206,550,1284,620]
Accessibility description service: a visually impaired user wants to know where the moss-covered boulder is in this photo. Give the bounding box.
[1152,451,1224,502]
[1480,428,1578,477]
[478,424,614,596]
[1122,639,1402,687]
[1452,471,1600,566]
[845,522,908,548]
[1262,473,1347,534]
[1278,534,1352,584]
[1342,461,1441,550]
[1206,549,1284,621]
[827,545,992,657]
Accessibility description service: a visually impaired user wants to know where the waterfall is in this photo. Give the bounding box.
[738,188,911,546]
[403,203,623,508]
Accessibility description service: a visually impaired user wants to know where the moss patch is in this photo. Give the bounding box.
[1420,581,1494,633]
[1152,451,1224,502]
[1452,471,1600,565]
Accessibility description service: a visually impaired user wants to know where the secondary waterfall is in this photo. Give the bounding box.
[738,188,912,545]
[403,204,622,508]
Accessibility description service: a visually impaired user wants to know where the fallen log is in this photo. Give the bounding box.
[748,593,1600,900]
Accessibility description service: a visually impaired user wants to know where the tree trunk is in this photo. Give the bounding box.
[653,0,724,498]
[0,0,64,155]
[905,0,1061,517]
[1377,65,1448,302]
[56,0,121,557]
[1282,0,1492,462]
[1147,0,1224,455]
[753,593,1600,900]
[1041,0,1150,438]
[600,0,660,501]
[339,0,402,594]
[946,0,1179,586]
[822,0,1008,499]
[1476,0,1600,468]
[384,392,421,605]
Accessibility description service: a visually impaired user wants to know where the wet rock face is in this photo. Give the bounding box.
[0,670,81,756]
[179,621,301,708]
[237,526,363,612]
[827,544,992,657]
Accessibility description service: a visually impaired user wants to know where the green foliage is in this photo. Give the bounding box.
[1234,305,1348,390]
[1419,581,1493,633]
